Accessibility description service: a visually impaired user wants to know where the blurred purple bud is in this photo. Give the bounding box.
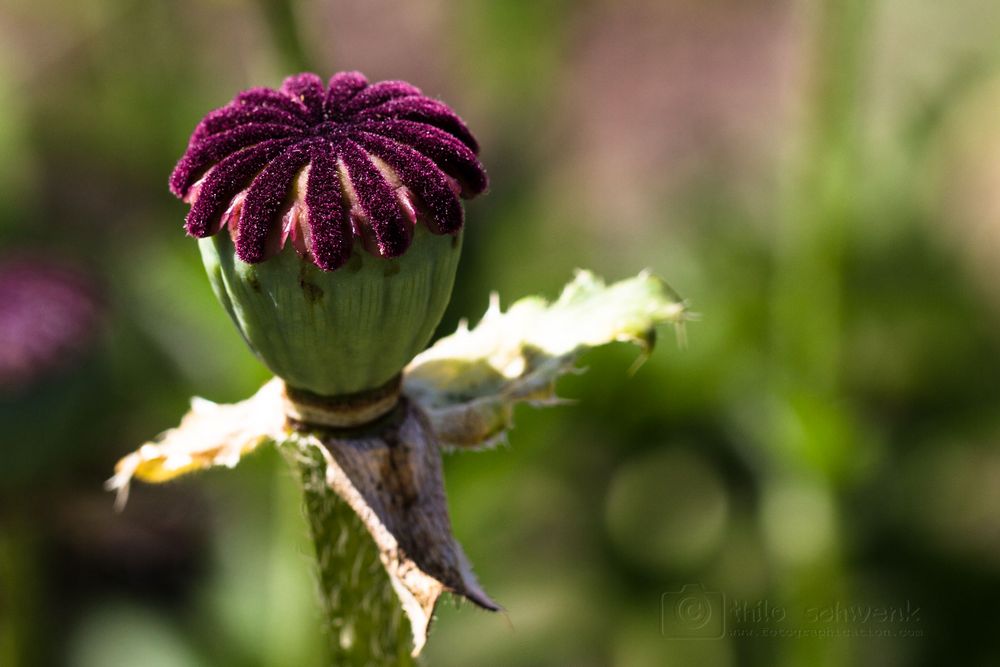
[0,258,103,392]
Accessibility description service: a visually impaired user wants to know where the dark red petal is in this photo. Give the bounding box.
[325,71,368,117]
[280,73,325,122]
[340,140,413,258]
[354,133,464,234]
[358,96,479,153]
[236,142,314,263]
[230,88,306,120]
[169,123,304,198]
[191,104,307,143]
[185,138,298,237]
[357,120,487,197]
[343,80,422,115]
[303,145,353,270]
[171,73,486,270]
[235,87,311,117]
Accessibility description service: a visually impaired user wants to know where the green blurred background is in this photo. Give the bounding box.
[2,0,1000,665]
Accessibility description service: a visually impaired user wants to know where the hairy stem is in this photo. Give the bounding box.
[280,436,415,666]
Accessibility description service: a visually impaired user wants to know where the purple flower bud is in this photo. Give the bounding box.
[0,259,102,391]
[170,72,487,271]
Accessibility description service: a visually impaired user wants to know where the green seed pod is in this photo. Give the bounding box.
[199,227,462,395]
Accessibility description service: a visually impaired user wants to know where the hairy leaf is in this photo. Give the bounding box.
[404,270,688,448]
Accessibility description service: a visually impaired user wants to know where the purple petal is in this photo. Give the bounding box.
[355,133,464,234]
[280,73,325,122]
[170,123,304,198]
[343,80,422,116]
[236,142,315,263]
[191,104,307,143]
[325,71,368,117]
[358,96,479,153]
[303,146,353,270]
[235,87,310,117]
[339,140,413,258]
[185,138,298,237]
[357,120,487,196]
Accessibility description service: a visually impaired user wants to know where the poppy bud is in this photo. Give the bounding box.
[170,72,487,397]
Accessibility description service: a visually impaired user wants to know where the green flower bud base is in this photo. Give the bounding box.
[199,227,463,396]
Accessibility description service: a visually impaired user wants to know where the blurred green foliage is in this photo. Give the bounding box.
[2,0,1000,665]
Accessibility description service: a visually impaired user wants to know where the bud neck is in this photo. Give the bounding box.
[282,374,402,429]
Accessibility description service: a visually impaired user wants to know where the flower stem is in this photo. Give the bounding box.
[254,0,314,73]
[280,436,416,666]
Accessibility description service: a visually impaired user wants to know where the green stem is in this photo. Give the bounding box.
[0,515,38,667]
[769,2,872,666]
[255,0,314,73]
[772,0,871,393]
[0,526,21,667]
[280,437,415,666]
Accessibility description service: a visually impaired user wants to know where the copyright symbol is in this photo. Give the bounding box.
[661,584,724,639]
[676,594,713,630]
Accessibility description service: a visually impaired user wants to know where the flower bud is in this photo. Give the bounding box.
[171,72,486,396]
[0,258,102,392]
